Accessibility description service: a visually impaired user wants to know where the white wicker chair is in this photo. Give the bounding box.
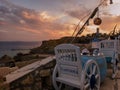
[52,44,100,90]
[99,40,119,78]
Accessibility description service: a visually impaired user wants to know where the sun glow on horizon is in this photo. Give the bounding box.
[0,0,120,41]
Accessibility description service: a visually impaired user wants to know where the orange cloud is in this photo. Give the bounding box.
[100,15,120,32]
[42,23,75,39]
[0,20,6,25]
[22,11,36,19]
[39,11,65,23]
[0,0,120,41]
[19,27,41,34]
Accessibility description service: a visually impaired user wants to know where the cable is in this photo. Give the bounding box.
[71,0,112,43]
[71,11,91,37]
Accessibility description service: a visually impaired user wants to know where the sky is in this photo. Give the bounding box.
[0,0,120,41]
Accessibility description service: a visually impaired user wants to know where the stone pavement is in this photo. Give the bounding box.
[100,68,120,90]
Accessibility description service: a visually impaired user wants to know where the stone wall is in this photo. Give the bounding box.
[4,58,56,90]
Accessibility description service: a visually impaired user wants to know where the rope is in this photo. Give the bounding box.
[71,11,91,37]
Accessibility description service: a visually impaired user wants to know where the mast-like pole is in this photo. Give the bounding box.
[71,7,98,43]
[71,0,113,43]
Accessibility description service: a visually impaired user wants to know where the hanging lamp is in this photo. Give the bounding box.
[93,7,102,25]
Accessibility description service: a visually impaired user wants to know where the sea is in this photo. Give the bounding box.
[0,41,42,58]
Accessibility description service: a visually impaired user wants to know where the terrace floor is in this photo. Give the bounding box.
[100,64,120,90]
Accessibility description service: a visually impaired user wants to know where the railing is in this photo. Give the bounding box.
[4,56,56,90]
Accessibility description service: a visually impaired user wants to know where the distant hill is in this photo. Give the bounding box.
[30,37,75,54]
[30,35,96,54]
[30,31,120,54]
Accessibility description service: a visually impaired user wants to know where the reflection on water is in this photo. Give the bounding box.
[0,41,42,57]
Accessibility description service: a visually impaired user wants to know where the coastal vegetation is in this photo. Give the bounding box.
[30,32,110,54]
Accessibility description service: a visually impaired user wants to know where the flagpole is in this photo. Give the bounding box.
[71,0,113,43]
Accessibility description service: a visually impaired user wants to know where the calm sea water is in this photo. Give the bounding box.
[0,41,42,57]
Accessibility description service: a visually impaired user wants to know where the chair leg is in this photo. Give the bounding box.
[112,58,118,79]
[52,65,62,90]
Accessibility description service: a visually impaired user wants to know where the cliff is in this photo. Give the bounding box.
[30,37,77,54]
[30,32,110,55]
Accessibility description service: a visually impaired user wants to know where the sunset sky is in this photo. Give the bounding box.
[0,0,120,41]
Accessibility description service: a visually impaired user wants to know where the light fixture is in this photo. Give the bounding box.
[110,0,113,4]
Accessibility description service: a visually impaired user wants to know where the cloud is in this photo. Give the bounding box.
[0,30,8,33]
[100,15,120,32]
[0,6,10,14]
[0,0,119,41]
[0,20,6,25]
[0,0,75,41]
[65,5,89,19]
[0,0,40,25]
